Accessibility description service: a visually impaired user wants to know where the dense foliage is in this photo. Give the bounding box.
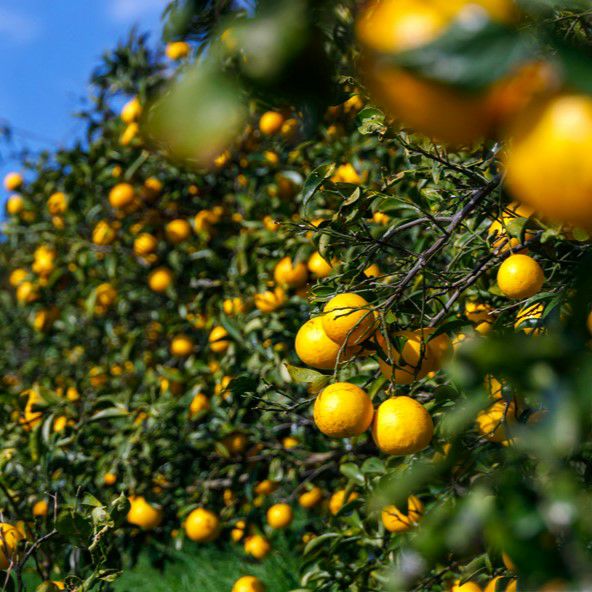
[2,1,592,591]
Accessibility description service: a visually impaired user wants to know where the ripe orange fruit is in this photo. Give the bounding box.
[127,496,163,530]
[230,519,246,542]
[232,576,266,592]
[295,317,357,370]
[476,400,517,444]
[329,489,359,515]
[148,267,173,293]
[504,95,592,229]
[47,192,68,215]
[259,111,284,135]
[95,283,117,308]
[165,219,191,243]
[109,183,135,209]
[313,382,374,438]
[465,301,495,334]
[273,257,308,288]
[92,220,117,245]
[307,251,333,278]
[170,335,193,357]
[381,495,423,532]
[134,233,158,256]
[223,297,246,316]
[514,302,545,334]
[16,281,39,304]
[121,96,142,124]
[9,269,27,287]
[209,326,230,353]
[451,580,483,592]
[298,486,323,509]
[266,503,293,529]
[282,436,299,449]
[331,163,362,185]
[4,172,23,191]
[254,287,286,312]
[244,534,271,560]
[0,523,21,569]
[6,194,24,215]
[322,293,375,346]
[221,432,247,455]
[372,396,433,455]
[497,254,544,299]
[103,472,117,486]
[189,393,210,418]
[184,508,220,542]
[32,500,49,517]
[165,41,190,60]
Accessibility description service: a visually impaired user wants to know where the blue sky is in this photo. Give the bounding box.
[0,0,166,207]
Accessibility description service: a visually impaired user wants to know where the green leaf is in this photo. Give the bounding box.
[301,163,335,216]
[391,20,536,91]
[340,462,365,485]
[56,508,92,544]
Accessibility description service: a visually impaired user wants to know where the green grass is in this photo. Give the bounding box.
[115,537,301,592]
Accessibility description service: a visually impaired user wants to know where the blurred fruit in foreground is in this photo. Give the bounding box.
[382,495,423,532]
[232,576,266,592]
[504,95,592,229]
[165,41,190,60]
[4,172,23,191]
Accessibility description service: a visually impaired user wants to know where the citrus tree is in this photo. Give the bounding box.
[1,1,592,591]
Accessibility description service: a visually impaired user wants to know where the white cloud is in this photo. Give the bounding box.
[0,7,42,45]
[107,0,165,23]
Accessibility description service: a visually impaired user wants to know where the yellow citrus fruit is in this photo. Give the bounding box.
[121,96,142,124]
[376,330,441,383]
[331,163,362,185]
[515,302,545,334]
[4,172,23,191]
[488,202,535,253]
[273,257,308,288]
[465,301,495,334]
[9,269,27,287]
[148,267,173,293]
[497,254,544,299]
[244,534,271,560]
[232,576,266,592]
[17,281,39,304]
[373,212,390,225]
[170,335,193,357]
[221,432,247,455]
[504,95,592,229]
[6,194,24,215]
[295,317,357,371]
[329,489,359,515]
[381,495,424,533]
[92,220,117,245]
[307,252,333,278]
[259,111,284,135]
[476,400,517,443]
[134,233,158,256]
[255,480,278,496]
[230,520,246,542]
[254,287,286,312]
[165,41,190,60]
[372,396,434,455]
[103,472,117,486]
[47,192,68,215]
[364,263,381,278]
[209,326,230,353]
[282,436,299,449]
[322,293,375,346]
[266,503,293,529]
[32,500,49,517]
[21,389,43,430]
[313,382,374,438]
[223,297,246,316]
[184,508,220,542]
[109,183,135,209]
[189,393,210,418]
[298,486,323,509]
[127,496,163,530]
[0,523,21,569]
[165,219,191,243]
[95,283,117,308]
[451,580,483,592]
